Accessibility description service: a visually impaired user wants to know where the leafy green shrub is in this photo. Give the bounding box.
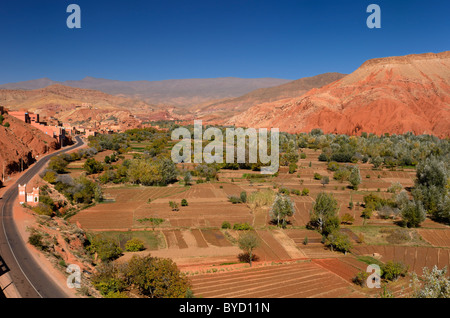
[352,271,369,287]
[228,196,242,204]
[91,263,126,296]
[221,221,231,229]
[387,182,403,194]
[278,188,290,195]
[233,223,253,231]
[341,213,355,225]
[169,201,179,211]
[327,161,340,172]
[32,203,53,216]
[48,156,69,174]
[301,188,310,196]
[382,261,408,281]
[28,233,45,250]
[240,191,247,203]
[324,231,352,254]
[105,291,129,298]
[42,170,57,184]
[87,236,123,262]
[125,238,145,252]
[288,163,297,174]
[181,199,188,206]
[333,168,351,183]
[318,153,329,162]
[313,173,322,180]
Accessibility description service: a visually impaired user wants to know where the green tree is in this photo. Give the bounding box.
[91,262,126,296]
[288,162,297,174]
[84,158,104,175]
[148,218,164,231]
[371,156,383,169]
[269,194,295,227]
[42,170,57,184]
[48,156,69,174]
[183,172,192,186]
[125,255,191,298]
[237,232,260,267]
[324,230,352,254]
[240,191,247,203]
[321,176,330,187]
[88,236,123,262]
[349,165,361,190]
[382,261,408,281]
[309,193,340,236]
[401,200,426,228]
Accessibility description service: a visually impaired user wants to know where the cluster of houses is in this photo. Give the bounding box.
[1,104,144,141]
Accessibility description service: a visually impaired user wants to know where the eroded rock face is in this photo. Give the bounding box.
[0,114,59,175]
[227,51,450,137]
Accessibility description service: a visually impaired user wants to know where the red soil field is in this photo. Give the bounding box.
[352,245,450,275]
[201,229,233,247]
[418,229,450,248]
[162,230,188,249]
[189,261,366,298]
[191,229,209,248]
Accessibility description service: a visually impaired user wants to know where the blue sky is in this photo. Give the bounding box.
[0,0,449,84]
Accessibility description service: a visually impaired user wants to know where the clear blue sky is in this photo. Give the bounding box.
[0,0,449,84]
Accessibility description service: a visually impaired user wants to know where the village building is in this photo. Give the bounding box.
[18,184,39,206]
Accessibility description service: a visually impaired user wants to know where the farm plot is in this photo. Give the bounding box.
[352,245,450,275]
[201,229,233,247]
[189,261,366,298]
[134,201,253,228]
[418,229,450,248]
[284,229,338,259]
[70,186,188,230]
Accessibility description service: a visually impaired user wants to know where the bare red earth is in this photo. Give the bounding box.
[227,51,450,137]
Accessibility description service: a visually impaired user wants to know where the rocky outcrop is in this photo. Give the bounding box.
[0,114,59,175]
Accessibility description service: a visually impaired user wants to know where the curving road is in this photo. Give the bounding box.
[0,136,84,298]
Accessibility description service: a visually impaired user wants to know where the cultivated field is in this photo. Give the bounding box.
[68,147,449,297]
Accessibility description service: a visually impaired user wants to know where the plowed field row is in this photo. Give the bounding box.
[352,245,450,274]
[190,261,364,298]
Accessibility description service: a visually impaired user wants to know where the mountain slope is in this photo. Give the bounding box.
[227,51,450,137]
[193,72,346,115]
[0,114,60,175]
[0,77,292,107]
[0,84,171,126]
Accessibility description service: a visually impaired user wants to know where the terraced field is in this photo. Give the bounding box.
[71,186,189,230]
[190,261,367,298]
[352,245,450,275]
[417,229,450,248]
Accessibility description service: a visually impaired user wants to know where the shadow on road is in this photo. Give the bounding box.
[0,255,10,298]
[0,254,10,276]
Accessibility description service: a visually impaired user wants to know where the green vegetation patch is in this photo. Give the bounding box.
[94,231,165,250]
[351,226,427,246]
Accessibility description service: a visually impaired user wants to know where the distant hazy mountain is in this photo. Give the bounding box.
[0,77,292,107]
[193,72,347,114]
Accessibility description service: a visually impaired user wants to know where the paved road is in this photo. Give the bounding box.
[0,136,84,298]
